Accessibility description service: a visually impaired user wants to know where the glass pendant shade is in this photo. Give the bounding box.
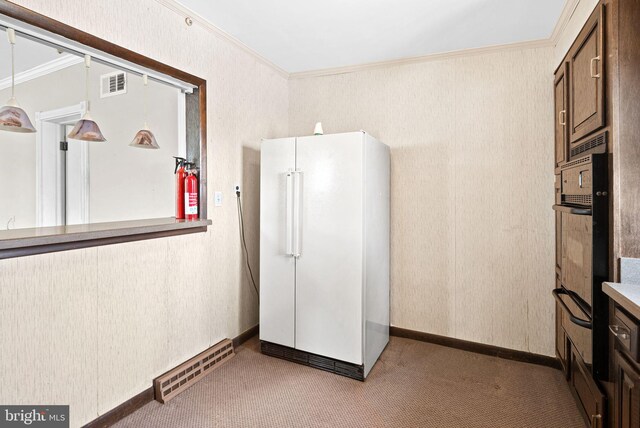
[0,97,36,133]
[67,111,106,142]
[0,28,36,133]
[130,74,159,149]
[130,126,159,149]
[68,54,106,142]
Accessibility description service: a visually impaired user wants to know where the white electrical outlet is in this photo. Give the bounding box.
[214,191,223,207]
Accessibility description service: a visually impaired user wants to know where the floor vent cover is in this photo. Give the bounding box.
[154,339,234,403]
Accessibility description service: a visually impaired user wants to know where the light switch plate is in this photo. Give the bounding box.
[214,191,223,207]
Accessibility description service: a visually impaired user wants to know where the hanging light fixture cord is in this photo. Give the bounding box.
[144,75,148,127]
[10,35,15,99]
[85,61,89,110]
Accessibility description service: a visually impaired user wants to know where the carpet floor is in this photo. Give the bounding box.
[113,336,586,428]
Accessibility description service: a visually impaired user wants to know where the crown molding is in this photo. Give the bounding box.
[155,1,573,81]
[550,0,581,46]
[0,54,83,91]
[289,39,552,80]
[154,0,289,79]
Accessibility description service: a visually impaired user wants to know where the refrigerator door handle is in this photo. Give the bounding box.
[285,171,294,256]
[293,170,303,258]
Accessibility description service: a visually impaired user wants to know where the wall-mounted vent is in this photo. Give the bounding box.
[563,194,592,206]
[154,339,234,403]
[100,71,127,98]
[561,154,592,170]
[570,131,607,159]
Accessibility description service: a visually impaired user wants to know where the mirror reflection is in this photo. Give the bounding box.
[0,26,184,230]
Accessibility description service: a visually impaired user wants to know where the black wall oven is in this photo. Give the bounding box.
[553,154,609,381]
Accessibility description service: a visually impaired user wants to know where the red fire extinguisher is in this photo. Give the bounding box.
[174,157,186,219]
[184,162,199,221]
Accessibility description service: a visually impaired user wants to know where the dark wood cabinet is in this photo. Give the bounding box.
[614,350,640,428]
[555,1,640,426]
[554,63,569,168]
[611,305,640,428]
[571,346,607,427]
[568,4,605,145]
[555,176,562,272]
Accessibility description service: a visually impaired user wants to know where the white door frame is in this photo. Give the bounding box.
[35,102,89,227]
[177,91,187,157]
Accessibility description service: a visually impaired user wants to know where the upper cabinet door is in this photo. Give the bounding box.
[555,63,569,168]
[569,4,605,144]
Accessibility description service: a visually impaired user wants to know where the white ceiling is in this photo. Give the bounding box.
[175,0,566,73]
[0,28,64,80]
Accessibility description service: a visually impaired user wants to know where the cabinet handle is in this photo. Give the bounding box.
[590,56,601,79]
[609,324,630,340]
[559,110,566,126]
[591,413,601,427]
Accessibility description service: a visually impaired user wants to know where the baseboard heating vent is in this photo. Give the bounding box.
[154,339,234,403]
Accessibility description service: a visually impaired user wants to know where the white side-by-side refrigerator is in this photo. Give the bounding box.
[259,131,390,380]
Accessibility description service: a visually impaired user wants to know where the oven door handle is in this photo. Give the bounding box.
[552,204,592,215]
[552,288,593,330]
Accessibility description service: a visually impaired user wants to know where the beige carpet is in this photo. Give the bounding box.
[113,336,586,428]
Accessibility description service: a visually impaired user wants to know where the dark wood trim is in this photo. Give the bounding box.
[232,324,259,348]
[81,328,256,427]
[0,0,209,259]
[0,1,204,86]
[390,326,562,370]
[81,386,154,428]
[198,81,208,219]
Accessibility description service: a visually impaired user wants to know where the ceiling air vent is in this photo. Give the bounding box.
[100,71,127,98]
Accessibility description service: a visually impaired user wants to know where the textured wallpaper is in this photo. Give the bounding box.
[0,1,288,426]
[289,46,557,357]
[0,1,595,426]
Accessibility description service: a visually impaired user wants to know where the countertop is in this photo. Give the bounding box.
[604,282,640,320]
[0,217,212,259]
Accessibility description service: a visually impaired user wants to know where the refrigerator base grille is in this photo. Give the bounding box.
[261,341,364,381]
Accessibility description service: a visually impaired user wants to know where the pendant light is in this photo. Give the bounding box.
[0,28,36,133]
[130,74,159,149]
[68,54,106,142]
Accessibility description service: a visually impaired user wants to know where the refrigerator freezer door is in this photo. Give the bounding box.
[294,133,364,364]
[260,138,297,348]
